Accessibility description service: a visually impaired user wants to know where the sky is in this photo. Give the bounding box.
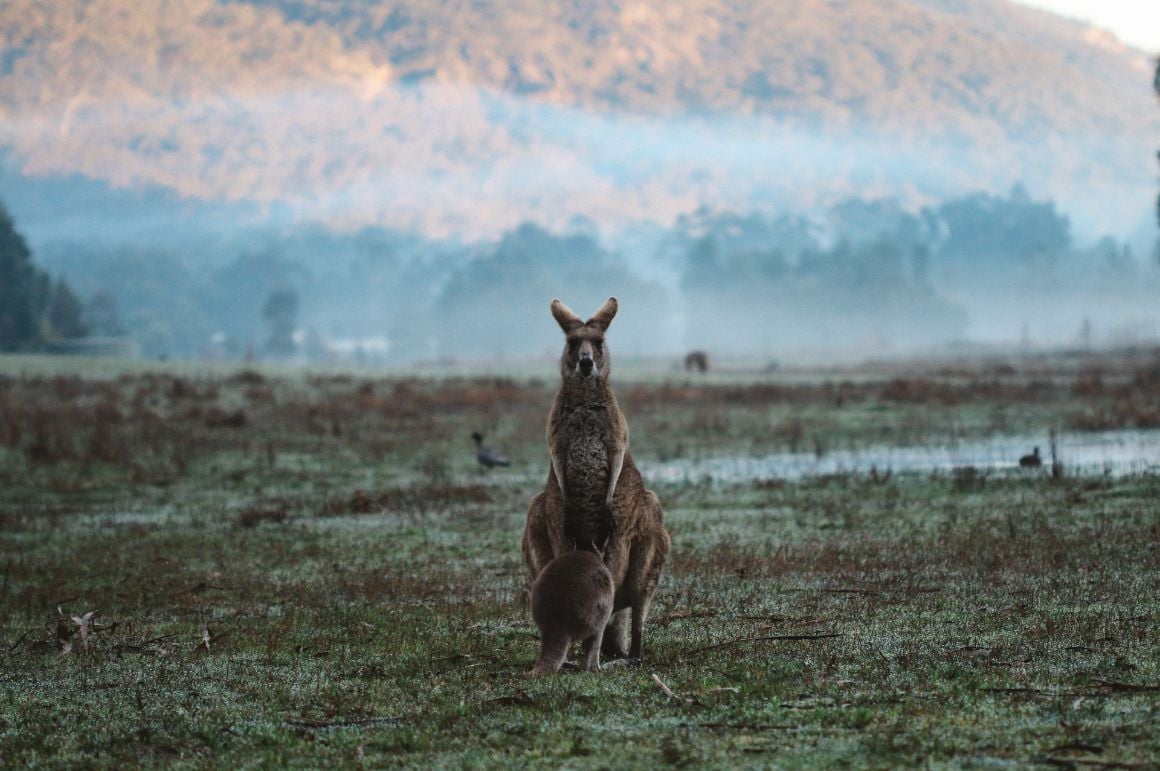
[1016,0,1160,53]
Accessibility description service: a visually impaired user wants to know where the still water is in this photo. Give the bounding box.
[641,429,1160,483]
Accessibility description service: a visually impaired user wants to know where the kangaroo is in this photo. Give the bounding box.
[529,548,615,675]
[684,350,709,373]
[522,297,670,661]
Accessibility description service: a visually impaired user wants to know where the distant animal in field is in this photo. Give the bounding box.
[522,297,670,662]
[529,548,614,675]
[1018,447,1042,467]
[472,432,511,468]
[684,350,710,373]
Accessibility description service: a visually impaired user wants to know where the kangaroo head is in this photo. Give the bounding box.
[550,297,618,381]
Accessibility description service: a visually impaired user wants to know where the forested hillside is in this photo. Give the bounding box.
[1,0,1155,237]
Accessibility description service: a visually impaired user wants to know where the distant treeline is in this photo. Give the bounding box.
[675,185,1090,352]
[0,204,124,353]
[8,185,1153,362]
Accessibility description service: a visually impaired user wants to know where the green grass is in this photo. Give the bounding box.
[1,350,1158,767]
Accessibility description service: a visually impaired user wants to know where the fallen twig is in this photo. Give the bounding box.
[982,687,1049,695]
[1093,678,1160,692]
[780,699,851,710]
[738,614,830,627]
[690,721,796,731]
[115,632,180,657]
[681,632,843,658]
[1044,758,1151,769]
[651,673,695,704]
[653,610,720,627]
[6,629,35,654]
[178,582,225,595]
[286,716,403,730]
[1047,743,1104,754]
[488,691,535,707]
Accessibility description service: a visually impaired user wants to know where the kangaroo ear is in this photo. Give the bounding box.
[587,297,618,331]
[550,298,584,333]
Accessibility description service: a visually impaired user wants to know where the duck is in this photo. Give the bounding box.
[472,432,511,468]
[1018,447,1042,467]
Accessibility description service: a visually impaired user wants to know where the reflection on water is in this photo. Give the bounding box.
[641,429,1160,483]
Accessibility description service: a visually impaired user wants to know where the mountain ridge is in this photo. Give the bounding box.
[0,0,1155,240]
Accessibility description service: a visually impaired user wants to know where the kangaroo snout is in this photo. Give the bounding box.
[579,354,595,375]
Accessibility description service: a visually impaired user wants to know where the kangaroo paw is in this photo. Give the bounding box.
[600,657,642,669]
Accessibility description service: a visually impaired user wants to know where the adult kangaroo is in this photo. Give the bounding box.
[521,297,670,661]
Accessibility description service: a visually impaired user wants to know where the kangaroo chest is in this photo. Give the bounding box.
[558,406,615,550]
[561,408,611,497]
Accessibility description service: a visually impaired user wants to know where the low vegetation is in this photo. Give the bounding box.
[1,348,1158,767]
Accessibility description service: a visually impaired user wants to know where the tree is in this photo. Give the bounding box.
[208,246,306,344]
[262,286,300,358]
[0,202,50,351]
[84,290,126,336]
[431,222,669,359]
[933,186,1071,274]
[674,204,967,353]
[46,279,89,339]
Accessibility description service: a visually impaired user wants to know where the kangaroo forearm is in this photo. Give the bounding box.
[607,447,625,506]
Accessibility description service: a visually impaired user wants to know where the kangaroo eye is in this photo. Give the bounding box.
[593,341,603,351]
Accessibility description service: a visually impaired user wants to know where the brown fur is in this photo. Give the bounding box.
[529,549,615,675]
[522,297,671,660]
[684,350,710,373]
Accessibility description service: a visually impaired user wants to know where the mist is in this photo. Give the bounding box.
[6,79,1154,243]
[12,176,1158,365]
[3,73,1158,366]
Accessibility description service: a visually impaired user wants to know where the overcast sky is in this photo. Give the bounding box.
[1016,0,1160,53]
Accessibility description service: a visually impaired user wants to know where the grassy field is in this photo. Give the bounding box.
[1,348,1158,768]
